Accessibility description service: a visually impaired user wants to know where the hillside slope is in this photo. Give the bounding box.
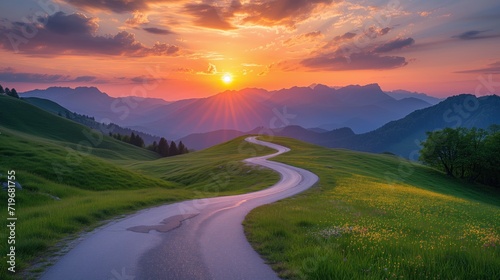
[1,95,159,160]
[245,137,500,279]
[23,97,165,145]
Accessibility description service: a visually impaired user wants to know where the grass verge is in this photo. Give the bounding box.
[244,137,500,279]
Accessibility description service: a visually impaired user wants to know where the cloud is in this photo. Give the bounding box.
[258,64,274,76]
[0,68,104,83]
[284,31,323,46]
[143,27,173,35]
[62,0,161,13]
[197,63,218,75]
[374,37,415,53]
[45,12,98,35]
[364,26,391,38]
[455,61,500,74]
[300,50,408,71]
[72,75,102,82]
[322,31,356,50]
[452,30,500,40]
[241,63,263,67]
[0,12,180,57]
[184,3,235,30]
[241,0,337,27]
[129,75,164,84]
[336,32,356,41]
[125,12,150,26]
[173,67,194,73]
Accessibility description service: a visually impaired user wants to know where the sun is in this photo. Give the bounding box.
[222,73,233,84]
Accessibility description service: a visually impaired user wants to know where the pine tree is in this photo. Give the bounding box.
[178,141,187,154]
[130,132,136,145]
[148,141,159,153]
[9,88,19,98]
[135,134,144,148]
[158,137,169,157]
[169,141,179,156]
[0,84,4,94]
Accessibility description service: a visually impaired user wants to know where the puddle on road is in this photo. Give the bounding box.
[127,213,199,233]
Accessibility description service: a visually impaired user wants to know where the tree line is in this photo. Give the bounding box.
[110,132,188,157]
[0,84,19,98]
[420,126,500,187]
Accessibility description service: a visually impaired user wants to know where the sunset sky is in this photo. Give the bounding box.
[0,0,499,100]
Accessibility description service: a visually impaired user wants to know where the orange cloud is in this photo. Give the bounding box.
[241,0,338,27]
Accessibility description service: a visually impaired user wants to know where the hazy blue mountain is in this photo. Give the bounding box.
[334,94,500,158]
[21,84,432,139]
[22,86,170,126]
[385,89,442,105]
[178,94,500,157]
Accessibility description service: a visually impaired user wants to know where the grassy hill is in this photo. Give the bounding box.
[244,137,500,279]
[1,95,159,160]
[23,97,165,146]
[0,96,279,279]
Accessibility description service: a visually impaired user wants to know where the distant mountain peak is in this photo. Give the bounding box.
[25,86,107,96]
[311,84,335,95]
[74,86,101,91]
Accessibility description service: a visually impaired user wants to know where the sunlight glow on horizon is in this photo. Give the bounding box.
[222,73,233,85]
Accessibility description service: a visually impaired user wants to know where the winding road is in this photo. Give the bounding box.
[40,137,319,280]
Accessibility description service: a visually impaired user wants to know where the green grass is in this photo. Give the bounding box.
[23,97,70,116]
[244,137,500,279]
[128,137,279,195]
[0,96,280,279]
[0,133,278,279]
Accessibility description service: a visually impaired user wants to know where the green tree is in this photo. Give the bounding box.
[158,137,169,157]
[482,130,500,187]
[8,88,19,98]
[178,141,188,154]
[147,141,159,153]
[0,84,4,94]
[169,141,179,156]
[458,128,487,181]
[134,134,145,148]
[130,132,136,145]
[420,128,463,177]
[420,127,499,187]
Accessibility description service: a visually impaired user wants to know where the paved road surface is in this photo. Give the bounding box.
[40,137,319,280]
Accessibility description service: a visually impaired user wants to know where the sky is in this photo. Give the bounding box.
[0,0,499,100]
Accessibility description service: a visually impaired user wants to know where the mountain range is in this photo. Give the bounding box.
[21,84,434,139]
[179,94,500,158]
[14,84,500,158]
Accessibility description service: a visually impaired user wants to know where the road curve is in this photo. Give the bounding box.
[40,137,319,280]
